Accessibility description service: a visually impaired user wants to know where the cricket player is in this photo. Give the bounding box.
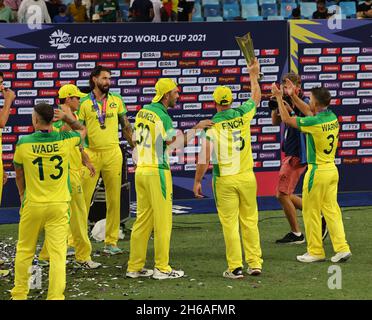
[271,75,328,244]
[193,58,263,279]
[272,84,351,263]
[38,84,101,269]
[0,72,16,205]
[126,78,213,280]
[11,103,86,300]
[78,66,135,255]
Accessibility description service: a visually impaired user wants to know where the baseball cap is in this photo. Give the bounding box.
[213,86,233,106]
[58,84,86,99]
[152,78,178,103]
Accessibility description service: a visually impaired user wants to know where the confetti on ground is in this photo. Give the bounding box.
[0,270,10,277]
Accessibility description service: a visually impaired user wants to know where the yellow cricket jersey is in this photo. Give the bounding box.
[13,131,81,203]
[53,111,82,171]
[296,110,339,166]
[206,99,256,177]
[78,92,127,151]
[68,3,86,22]
[134,102,176,170]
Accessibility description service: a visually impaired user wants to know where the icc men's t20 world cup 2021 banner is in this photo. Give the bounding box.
[1,20,371,208]
[0,22,288,207]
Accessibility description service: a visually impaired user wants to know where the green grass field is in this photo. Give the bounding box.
[1,206,372,300]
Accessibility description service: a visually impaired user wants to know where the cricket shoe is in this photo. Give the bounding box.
[223,267,244,279]
[152,268,184,280]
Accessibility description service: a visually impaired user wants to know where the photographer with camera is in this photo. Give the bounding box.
[271,72,327,244]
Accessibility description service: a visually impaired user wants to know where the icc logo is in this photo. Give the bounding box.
[49,30,71,50]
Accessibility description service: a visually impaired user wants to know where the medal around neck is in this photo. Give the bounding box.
[100,123,106,129]
[235,32,264,80]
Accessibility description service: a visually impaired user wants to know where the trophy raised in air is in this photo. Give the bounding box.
[235,32,264,80]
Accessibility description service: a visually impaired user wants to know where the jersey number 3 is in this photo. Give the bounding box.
[323,134,335,155]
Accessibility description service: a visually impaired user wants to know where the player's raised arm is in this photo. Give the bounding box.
[272,83,298,129]
[183,120,214,147]
[285,78,313,116]
[54,108,87,141]
[248,58,261,107]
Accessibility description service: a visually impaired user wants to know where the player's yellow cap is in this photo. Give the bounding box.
[213,86,233,106]
[152,78,178,103]
[58,84,87,99]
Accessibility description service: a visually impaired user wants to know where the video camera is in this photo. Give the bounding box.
[268,95,292,111]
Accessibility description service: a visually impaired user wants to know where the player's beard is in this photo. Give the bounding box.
[97,82,110,94]
[168,97,177,108]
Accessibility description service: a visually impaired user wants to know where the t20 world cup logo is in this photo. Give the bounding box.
[49,30,71,50]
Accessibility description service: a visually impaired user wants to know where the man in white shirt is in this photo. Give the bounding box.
[18,0,51,23]
[151,0,162,22]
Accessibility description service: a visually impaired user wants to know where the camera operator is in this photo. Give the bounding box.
[270,72,327,244]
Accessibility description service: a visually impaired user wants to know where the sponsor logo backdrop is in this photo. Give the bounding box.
[290,19,372,192]
[2,20,371,207]
[1,22,288,207]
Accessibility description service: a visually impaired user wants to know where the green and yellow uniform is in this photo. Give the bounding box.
[127,102,176,273]
[98,0,119,22]
[39,113,93,263]
[206,99,262,271]
[11,130,80,300]
[78,92,126,246]
[297,110,350,258]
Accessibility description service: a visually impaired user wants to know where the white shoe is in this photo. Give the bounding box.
[152,268,184,280]
[331,252,352,263]
[247,267,262,276]
[296,252,325,263]
[76,260,102,269]
[223,268,244,279]
[126,268,154,278]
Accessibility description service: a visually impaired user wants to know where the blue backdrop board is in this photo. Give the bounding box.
[0,22,288,208]
[290,19,372,192]
[0,21,371,221]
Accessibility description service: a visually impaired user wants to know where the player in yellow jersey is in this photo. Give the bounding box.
[193,58,262,279]
[38,84,101,269]
[126,78,213,280]
[0,72,16,205]
[11,103,86,300]
[78,66,135,255]
[272,84,351,263]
